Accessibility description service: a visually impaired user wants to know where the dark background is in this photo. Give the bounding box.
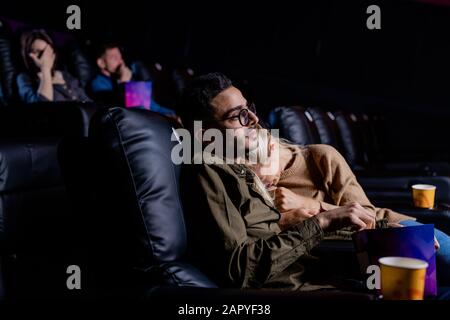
[1,0,450,160]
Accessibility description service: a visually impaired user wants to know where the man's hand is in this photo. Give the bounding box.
[278,208,318,231]
[274,187,320,214]
[29,45,55,72]
[315,202,376,232]
[118,63,132,83]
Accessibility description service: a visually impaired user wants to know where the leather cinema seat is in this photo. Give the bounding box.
[331,110,369,171]
[305,107,342,150]
[270,106,381,171]
[0,102,98,300]
[0,19,17,106]
[66,43,96,90]
[268,106,320,145]
[59,107,216,297]
[268,106,368,170]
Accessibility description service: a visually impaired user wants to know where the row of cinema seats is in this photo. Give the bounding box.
[1,101,450,300]
[0,17,193,110]
[268,105,449,175]
[0,103,373,300]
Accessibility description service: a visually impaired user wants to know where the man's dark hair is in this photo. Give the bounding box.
[94,41,122,60]
[180,72,232,128]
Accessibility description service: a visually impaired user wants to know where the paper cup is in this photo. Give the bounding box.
[412,184,436,209]
[379,257,428,300]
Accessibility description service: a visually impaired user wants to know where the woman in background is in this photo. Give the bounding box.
[16,29,91,103]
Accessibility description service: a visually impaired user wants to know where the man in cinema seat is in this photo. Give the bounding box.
[90,42,177,118]
[179,72,450,293]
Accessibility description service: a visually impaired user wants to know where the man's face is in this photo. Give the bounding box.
[99,47,123,74]
[210,86,260,152]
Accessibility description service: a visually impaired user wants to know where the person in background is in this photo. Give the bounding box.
[16,29,91,103]
[90,42,177,118]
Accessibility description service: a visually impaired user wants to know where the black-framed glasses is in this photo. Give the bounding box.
[221,102,257,126]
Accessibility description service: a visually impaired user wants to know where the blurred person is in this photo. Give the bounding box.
[17,29,91,103]
[90,42,177,118]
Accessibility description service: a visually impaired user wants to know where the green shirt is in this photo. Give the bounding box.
[182,162,324,290]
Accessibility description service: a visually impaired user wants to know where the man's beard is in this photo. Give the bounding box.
[198,124,273,166]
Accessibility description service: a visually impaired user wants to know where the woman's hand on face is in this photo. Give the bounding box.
[29,45,55,72]
[274,187,320,214]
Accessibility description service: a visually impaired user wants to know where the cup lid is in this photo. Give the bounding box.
[379,256,428,269]
[411,184,436,190]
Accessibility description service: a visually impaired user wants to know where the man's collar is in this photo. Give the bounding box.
[229,164,252,180]
[194,152,277,210]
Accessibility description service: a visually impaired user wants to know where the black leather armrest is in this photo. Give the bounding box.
[389,206,450,236]
[358,175,450,205]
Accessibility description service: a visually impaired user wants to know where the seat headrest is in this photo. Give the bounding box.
[268,106,319,145]
[332,110,366,169]
[306,107,341,149]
